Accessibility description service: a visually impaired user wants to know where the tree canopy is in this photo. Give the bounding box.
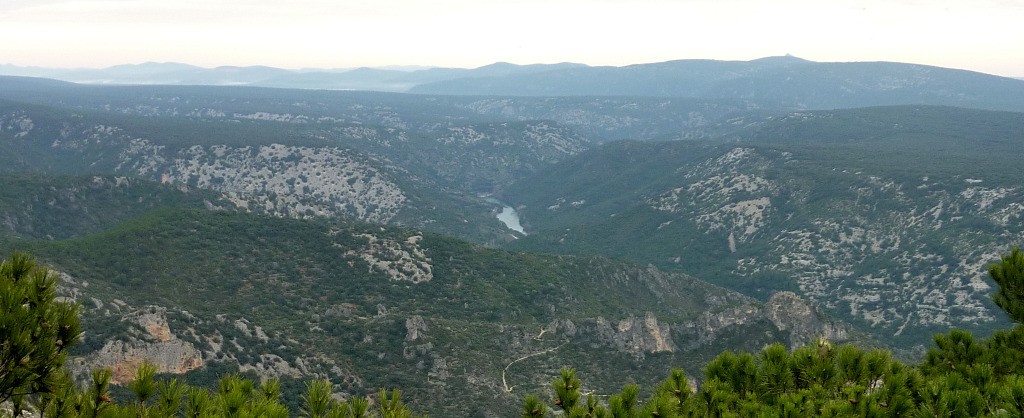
[990,247,1024,324]
[5,249,1024,417]
[519,248,1024,417]
[0,252,81,405]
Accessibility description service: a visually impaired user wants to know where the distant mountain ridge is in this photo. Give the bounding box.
[410,57,1024,111]
[4,57,1024,111]
[0,61,587,91]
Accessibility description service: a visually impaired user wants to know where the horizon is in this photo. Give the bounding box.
[1,0,1022,78]
[2,55,1022,80]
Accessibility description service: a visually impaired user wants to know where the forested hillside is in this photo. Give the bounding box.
[1,207,847,415]
[2,71,1023,416]
[5,248,1024,416]
[504,106,1024,345]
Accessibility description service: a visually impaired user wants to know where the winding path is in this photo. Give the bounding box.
[502,343,567,392]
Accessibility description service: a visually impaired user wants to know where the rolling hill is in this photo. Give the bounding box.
[0,93,598,243]
[0,203,847,415]
[2,70,1020,414]
[502,105,1024,345]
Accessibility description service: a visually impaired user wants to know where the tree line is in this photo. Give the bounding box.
[4,249,1024,416]
[521,248,1024,417]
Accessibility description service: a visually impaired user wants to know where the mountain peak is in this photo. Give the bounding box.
[476,61,517,70]
[751,54,812,64]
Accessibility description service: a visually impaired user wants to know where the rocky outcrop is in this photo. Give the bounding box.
[534,290,848,361]
[78,339,204,384]
[680,291,850,350]
[239,354,307,380]
[607,313,677,355]
[126,306,173,342]
[347,233,433,283]
[678,304,763,349]
[123,143,407,223]
[0,112,34,138]
[406,315,428,341]
[544,312,678,360]
[70,306,203,384]
[764,291,849,348]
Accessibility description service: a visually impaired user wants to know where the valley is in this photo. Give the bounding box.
[2,60,1024,415]
[503,106,1024,346]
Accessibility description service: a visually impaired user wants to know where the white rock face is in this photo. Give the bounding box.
[646,146,1021,333]
[239,354,308,379]
[118,138,167,175]
[649,147,777,243]
[0,112,36,138]
[697,197,772,240]
[346,233,433,283]
[588,313,679,359]
[405,315,429,341]
[82,339,204,384]
[233,112,310,123]
[71,306,204,384]
[125,143,406,223]
[435,121,588,157]
[764,291,848,347]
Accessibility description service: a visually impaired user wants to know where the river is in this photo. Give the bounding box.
[483,197,527,235]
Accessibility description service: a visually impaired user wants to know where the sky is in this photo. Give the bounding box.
[1,0,1022,76]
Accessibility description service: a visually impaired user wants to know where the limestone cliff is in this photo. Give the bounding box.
[763,291,849,348]
[70,307,203,384]
[542,291,849,360]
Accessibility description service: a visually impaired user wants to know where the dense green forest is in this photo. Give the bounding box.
[3,76,1024,416]
[1,205,785,416]
[517,249,1024,417]
[4,249,1024,416]
[503,106,1024,344]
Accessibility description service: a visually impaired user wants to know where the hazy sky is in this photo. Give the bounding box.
[2,0,1022,76]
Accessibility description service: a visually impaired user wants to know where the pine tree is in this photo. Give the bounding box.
[924,329,985,375]
[129,361,159,416]
[990,247,1024,323]
[154,378,186,417]
[0,252,81,404]
[753,344,793,404]
[80,368,114,418]
[607,384,638,418]
[378,388,414,418]
[521,394,548,418]
[656,369,689,415]
[552,367,582,412]
[184,386,214,418]
[302,379,335,418]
